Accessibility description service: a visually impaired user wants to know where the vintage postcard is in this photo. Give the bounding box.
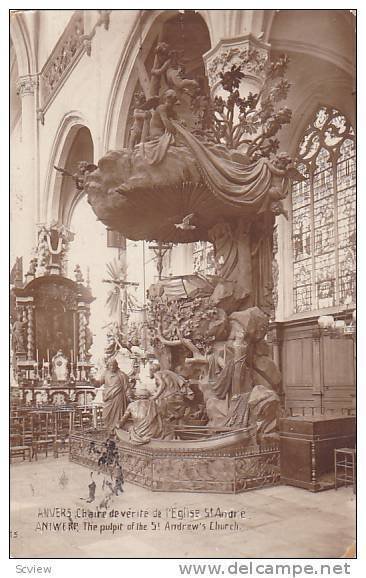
[9,6,357,566]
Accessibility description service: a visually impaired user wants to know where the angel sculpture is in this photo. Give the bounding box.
[165,49,199,95]
[147,89,180,139]
[54,160,97,191]
[128,91,152,149]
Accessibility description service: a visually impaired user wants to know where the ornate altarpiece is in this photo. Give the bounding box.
[11,268,95,406]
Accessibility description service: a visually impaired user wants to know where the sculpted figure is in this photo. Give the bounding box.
[12,314,27,352]
[165,50,199,94]
[99,359,129,433]
[27,258,37,277]
[152,369,194,427]
[246,384,280,443]
[204,307,280,414]
[208,220,252,310]
[149,89,179,138]
[118,389,164,445]
[228,306,281,392]
[128,92,151,149]
[54,161,97,191]
[219,384,280,443]
[150,42,171,97]
[117,372,196,444]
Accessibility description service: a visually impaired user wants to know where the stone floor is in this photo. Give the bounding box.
[10,455,356,559]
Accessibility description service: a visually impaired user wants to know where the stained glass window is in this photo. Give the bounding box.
[193,241,216,275]
[292,107,355,313]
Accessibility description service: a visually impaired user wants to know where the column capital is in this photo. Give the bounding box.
[203,33,270,91]
[16,74,39,97]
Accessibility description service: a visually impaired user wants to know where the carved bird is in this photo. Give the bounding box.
[174,213,196,230]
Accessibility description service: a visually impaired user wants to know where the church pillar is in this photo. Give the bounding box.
[203,10,267,48]
[16,74,39,270]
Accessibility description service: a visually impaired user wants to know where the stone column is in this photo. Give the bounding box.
[16,74,39,269]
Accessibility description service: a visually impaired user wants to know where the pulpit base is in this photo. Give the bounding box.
[69,429,280,494]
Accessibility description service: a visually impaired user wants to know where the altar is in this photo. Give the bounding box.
[11,241,96,407]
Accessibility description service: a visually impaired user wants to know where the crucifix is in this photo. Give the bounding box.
[148,241,173,280]
[103,257,139,338]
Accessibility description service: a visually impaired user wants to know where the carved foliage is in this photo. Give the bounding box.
[200,47,292,159]
[206,43,269,88]
[16,75,39,97]
[148,294,227,355]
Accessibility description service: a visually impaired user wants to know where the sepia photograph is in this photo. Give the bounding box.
[9,7,357,561]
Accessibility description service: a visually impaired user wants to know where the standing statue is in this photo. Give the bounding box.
[128,92,151,149]
[208,220,252,310]
[99,359,129,433]
[12,313,27,352]
[211,306,281,399]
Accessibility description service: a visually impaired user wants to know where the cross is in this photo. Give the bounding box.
[148,241,173,280]
[102,277,140,334]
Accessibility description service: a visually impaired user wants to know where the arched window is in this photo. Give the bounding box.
[291,106,355,313]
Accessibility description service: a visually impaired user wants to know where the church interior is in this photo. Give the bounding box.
[10,9,356,559]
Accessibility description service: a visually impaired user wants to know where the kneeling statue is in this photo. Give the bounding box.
[118,389,165,445]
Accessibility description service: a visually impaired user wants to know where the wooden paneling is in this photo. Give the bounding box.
[322,335,355,385]
[282,336,313,386]
[276,315,356,414]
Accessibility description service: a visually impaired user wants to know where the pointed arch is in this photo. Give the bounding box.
[10,11,37,76]
[102,10,212,151]
[291,105,355,314]
[43,112,94,227]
